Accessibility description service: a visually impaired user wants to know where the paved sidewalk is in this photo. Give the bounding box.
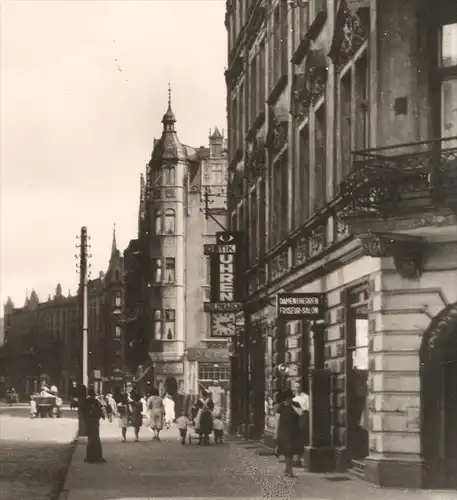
[60,421,457,500]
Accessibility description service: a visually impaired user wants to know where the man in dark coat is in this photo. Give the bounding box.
[81,387,106,463]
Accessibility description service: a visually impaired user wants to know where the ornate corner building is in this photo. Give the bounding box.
[124,95,230,397]
[226,0,457,489]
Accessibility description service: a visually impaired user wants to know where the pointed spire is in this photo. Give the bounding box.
[111,223,117,256]
[210,126,223,139]
[162,82,176,132]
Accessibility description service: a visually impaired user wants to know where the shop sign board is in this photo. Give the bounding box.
[276,293,325,320]
[207,232,245,305]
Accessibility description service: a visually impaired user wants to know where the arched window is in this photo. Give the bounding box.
[164,209,175,234]
[155,211,162,234]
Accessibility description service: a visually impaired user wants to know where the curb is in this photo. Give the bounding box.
[52,431,79,500]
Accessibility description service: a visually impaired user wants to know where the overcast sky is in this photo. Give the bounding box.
[0,0,227,309]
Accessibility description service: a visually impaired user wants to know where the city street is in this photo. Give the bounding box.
[60,422,457,500]
[0,411,77,500]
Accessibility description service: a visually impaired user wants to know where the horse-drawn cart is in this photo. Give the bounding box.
[33,395,60,418]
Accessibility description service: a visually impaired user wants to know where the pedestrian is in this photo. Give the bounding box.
[274,388,303,477]
[117,389,134,442]
[146,388,164,441]
[163,393,175,429]
[195,390,214,445]
[129,391,143,442]
[292,381,309,467]
[176,410,190,445]
[29,394,37,419]
[106,393,117,422]
[81,388,106,463]
[212,410,224,445]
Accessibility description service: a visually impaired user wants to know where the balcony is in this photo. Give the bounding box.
[339,137,457,278]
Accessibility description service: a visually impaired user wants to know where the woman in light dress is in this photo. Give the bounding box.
[163,393,175,429]
[147,388,164,440]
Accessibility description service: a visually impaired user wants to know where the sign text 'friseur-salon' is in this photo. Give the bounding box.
[276,293,325,320]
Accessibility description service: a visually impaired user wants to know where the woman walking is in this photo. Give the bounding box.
[117,389,134,442]
[195,390,214,445]
[130,391,144,442]
[147,388,164,440]
[163,393,175,429]
[274,389,304,477]
[81,388,106,463]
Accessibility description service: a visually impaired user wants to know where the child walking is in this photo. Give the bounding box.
[176,411,190,445]
[213,412,224,444]
[29,395,37,419]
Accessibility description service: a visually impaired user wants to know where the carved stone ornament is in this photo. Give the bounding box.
[359,233,426,279]
[266,107,288,155]
[291,49,328,118]
[247,136,266,177]
[309,226,325,257]
[328,0,368,71]
[269,250,288,282]
[359,234,394,258]
[294,235,308,266]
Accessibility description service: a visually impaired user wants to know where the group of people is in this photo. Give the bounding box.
[79,386,226,464]
[273,383,310,478]
[29,385,63,418]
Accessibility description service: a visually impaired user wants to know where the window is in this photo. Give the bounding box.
[313,105,326,211]
[164,309,175,340]
[152,259,162,283]
[346,283,369,459]
[296,125,309,227]
[154,211,162,234]
[249,190,258,264]
[198,362,230,382]
[163,167,175,185]
[206,257,211,285]
[293,1,309,52]
[249,55,258,125]
[164,209,175,234]
[271,152,289,246]
[258,40,266,114]
[115,326,121,337]
[165,258,175,282]
[114,292,121,308]
[213,166,223,185]
[153,310,162,339]
[439,23,457,146]
[258,179,266,256]
[337,49,369,187]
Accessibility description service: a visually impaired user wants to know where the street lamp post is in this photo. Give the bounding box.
[76,225,91,437]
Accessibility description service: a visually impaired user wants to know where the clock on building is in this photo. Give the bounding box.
[210,312,235,337]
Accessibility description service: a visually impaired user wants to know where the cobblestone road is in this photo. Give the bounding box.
[0,414,77,500]
[61,421,457,500]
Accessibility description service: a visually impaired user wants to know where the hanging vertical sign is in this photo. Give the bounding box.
[204,232,245,312]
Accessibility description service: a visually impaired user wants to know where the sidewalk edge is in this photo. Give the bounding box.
[53,430,79,500]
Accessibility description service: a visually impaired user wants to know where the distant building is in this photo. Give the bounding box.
[0,228,126,397]
[125,93,229,396]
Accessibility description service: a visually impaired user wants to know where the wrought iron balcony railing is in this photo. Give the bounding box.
[339,136,457,217]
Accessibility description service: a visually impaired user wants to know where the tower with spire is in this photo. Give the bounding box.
[126,85,228,395]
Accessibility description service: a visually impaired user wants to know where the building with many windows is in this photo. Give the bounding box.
[226,0,457,489]
[126,93,230,396]
[0,230,127,398]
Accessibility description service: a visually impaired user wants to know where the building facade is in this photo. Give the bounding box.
[126,96,230,397]
[226,0,457,489]
[0,230,127,398]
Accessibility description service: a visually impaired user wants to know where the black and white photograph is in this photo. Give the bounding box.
[1,0,457,498]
